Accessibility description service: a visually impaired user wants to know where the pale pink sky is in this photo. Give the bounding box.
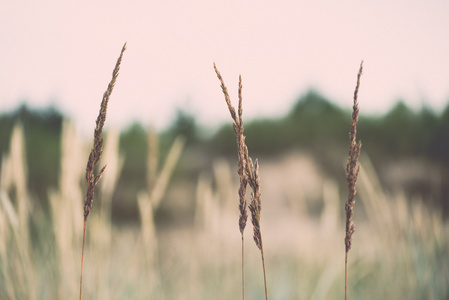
[1,1,449,134]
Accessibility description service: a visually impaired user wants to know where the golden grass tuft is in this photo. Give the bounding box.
[0,122,36,300]
[138,133,185,276]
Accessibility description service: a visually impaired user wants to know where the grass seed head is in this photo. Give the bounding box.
[344,60,363,253]
[83,43,126,221]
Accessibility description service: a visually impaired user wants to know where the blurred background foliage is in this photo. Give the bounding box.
[1,90,449,222]
[0,104,62,205]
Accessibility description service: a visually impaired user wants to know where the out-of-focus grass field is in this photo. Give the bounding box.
[1,97,449,299]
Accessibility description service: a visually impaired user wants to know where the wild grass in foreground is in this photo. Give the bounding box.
[214,63,269,300]
[80,42,126,300]
[344,61,363,300]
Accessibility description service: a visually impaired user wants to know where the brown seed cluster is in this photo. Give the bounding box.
[214,64,249,236]
[248,158,262,250]
[214,64,265,248]
[83,43,126,221]
[214,63,268,299]
[344,61,363,253]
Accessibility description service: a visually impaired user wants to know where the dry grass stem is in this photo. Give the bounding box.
[214,63,268,300]
[137,192,158,271]
[248,158,262,250]
[0,124,37,300]
[344,60,363,300]
[213,63,248,237]
[148,135,185,208]
[138,133,184,287]
[147,126,159,192]
[79,42,126,300]
[83,43,126,221]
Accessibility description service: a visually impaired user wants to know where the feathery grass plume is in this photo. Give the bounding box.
[213,63,248,237]
[248,158,262,250]
[214,64,248,300]
[79,42,126,300]
[344,60,363,300]
[214,63,268,300]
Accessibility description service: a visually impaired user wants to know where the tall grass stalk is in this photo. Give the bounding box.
[344,61,363,300]
[214,63,268,300]
[79,43,126,300]
[138,133,185,274]
[50,120,87,298]
[0,123,36,300]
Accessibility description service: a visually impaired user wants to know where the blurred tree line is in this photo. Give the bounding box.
[1,91,449,218]
[209,91,448,161]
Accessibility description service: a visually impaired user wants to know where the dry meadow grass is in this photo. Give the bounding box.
[0,53,448,300]
[0,121,448,299]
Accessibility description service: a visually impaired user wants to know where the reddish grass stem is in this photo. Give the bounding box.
[261,247,268,300]
[79,219,87,300]
[242,236,245,300]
